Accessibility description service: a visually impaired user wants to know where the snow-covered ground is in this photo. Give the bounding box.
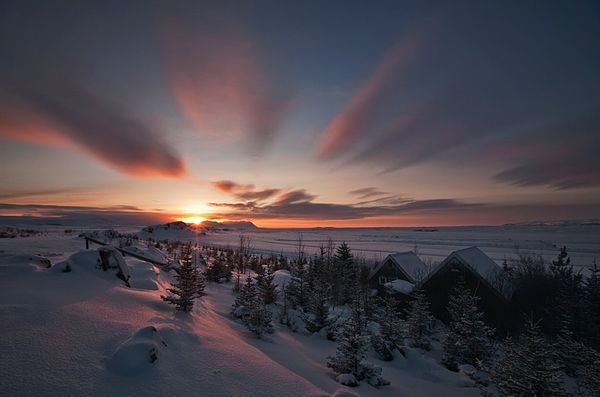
[0,234,484,396]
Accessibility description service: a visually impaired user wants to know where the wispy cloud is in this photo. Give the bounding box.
[314,33,424,159]
[211,180,281,202]
[349,187,390,199]
[0,203,167,226]
[164,25,293,153]
[0,56,186,178]
[492,112,600,189]
[207,180,479,221]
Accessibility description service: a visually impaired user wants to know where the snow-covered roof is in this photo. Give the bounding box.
[420,246,507,299]
[370,251,428,283]
[384,279,415,295]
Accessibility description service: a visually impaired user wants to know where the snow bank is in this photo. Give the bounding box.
[0,254,51,274]
[128,260,161,290]
[106,326,168,376]
[273,269,291,289]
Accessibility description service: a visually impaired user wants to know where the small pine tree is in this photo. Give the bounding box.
[161,259,203,313]
[205,256,231,282]
[256,263,278,304]
[583,259,600,349]
[244,297,274,337]
[327,300,370,380]
[405,288,434,350]
[232,274,258,316]
[373,296,404,360]
[492,319,565,396]
[442,281,493,370]
[304,277,331,333]
[492,335,528,396]
[334,242,356,305]
[513,320,566,397]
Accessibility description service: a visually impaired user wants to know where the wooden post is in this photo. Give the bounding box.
[86,238,89,250]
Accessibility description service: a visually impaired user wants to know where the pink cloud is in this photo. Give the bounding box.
[315,33,424,159]
[165,27,292,150]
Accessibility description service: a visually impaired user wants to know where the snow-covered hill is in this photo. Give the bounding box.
[0,236,482,397]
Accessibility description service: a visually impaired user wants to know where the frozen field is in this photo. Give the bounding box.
[199,225,600,269]
[2,223,599,269]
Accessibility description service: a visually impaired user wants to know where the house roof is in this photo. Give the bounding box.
[369,251,428,283]
[420,246,509,299]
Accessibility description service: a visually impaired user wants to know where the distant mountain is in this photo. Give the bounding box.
[502,219,600,227]
[200,220,258,231]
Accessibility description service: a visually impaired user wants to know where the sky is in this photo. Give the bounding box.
[1,0,599,227]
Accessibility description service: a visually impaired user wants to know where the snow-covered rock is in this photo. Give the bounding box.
[336,374,359,387]
[106,326,168,376]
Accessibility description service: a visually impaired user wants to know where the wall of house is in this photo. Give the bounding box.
[420,260,511,334]
[369,260,409,292]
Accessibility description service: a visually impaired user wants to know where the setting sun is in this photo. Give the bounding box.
[179,216,205,225]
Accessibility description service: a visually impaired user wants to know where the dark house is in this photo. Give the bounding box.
[368,251,429,294]
[419,246,512,332]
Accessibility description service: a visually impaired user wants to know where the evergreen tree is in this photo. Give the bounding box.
[232,274,258,316]
[161,259,203,313]
[205,256,231,282]
[372,296,404,360]
[405,288,435,350]
[442,281,493,370]
[547,246,583,336]
[327,300,370,380]
[305,276,331,333]
[492,319,566,396]
[582,259,600,349]
[333,242,356,305]
[244,297,274,338]
[256,263,278,304]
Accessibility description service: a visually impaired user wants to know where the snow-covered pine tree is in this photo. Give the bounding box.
[513,320,567,396]
[287,262,308,309]
[161,259,203,313]
[583,259,600,349]
[243,296,274,338]
[547,246,583,336]
[405,288,434,350]
[304,276,331,333]
[327,298,389,387]
[205,255,231,282]
[256,263,278,304]
[372,295,404,360]
[197,269,206,297]
[333,242,356,305]
[442,280,493,371]
[232,274,258,317]
[495,319,565,396]
[491,335,528,396]
[327,300,370,381]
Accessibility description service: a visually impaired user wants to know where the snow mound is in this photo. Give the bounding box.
[50,249,101,273]
[273,269,291,289]
[0,254,51,274]
[128,260,161,290]
[336,374,358,387]
[106,326,168,376]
